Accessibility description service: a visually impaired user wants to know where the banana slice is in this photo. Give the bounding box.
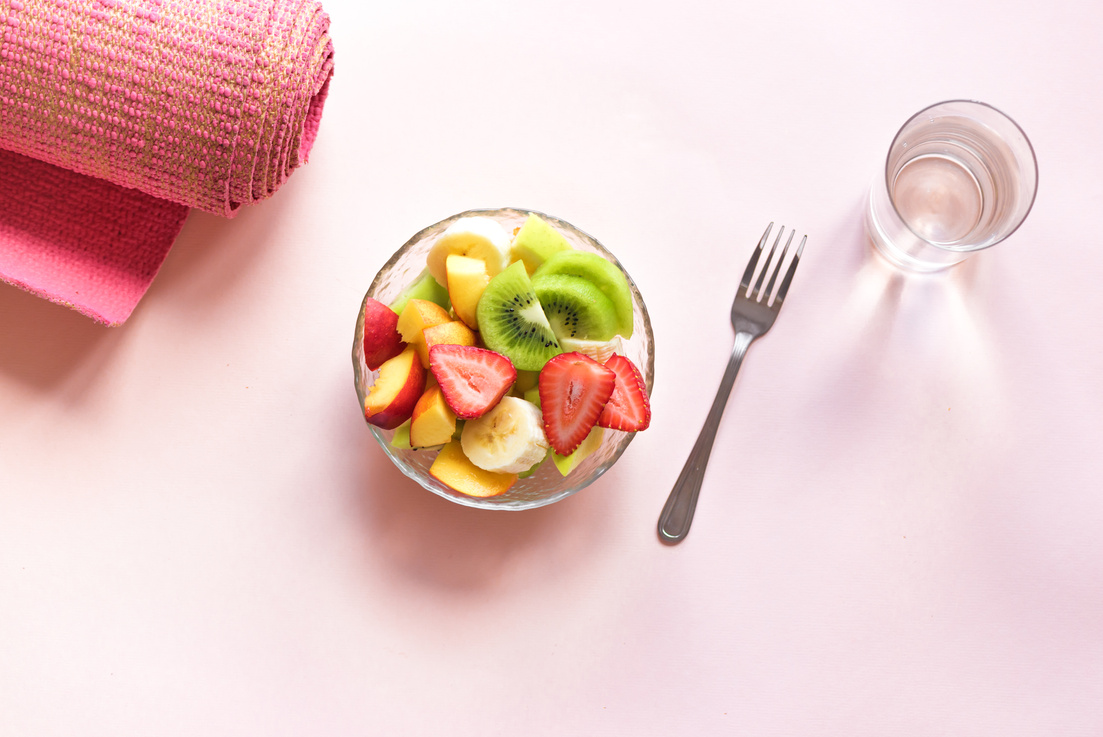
[557,335,623,364]
[460,396,549,474]
[426,216,511,286]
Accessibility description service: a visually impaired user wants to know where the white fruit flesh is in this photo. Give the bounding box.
[426,216,511,286]
[557,335,623,364]
[460,396,549,474]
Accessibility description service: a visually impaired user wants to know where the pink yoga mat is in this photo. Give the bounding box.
[0,0,334,325]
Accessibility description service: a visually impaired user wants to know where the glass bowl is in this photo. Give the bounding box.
[352,207,655,510]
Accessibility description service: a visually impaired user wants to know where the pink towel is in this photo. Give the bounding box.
[0,0,334,325]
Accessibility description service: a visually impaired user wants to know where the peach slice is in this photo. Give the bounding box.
[397,298,452,367]
[361,297,407,371]
[420,320,476,368]
[429,440,517,497]
[364,345,427,430]
[445,254,491,330]
[409,385,457,448]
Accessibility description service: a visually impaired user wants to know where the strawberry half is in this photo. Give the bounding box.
[429,344,517,419]
[538,352,616,456]
[598,354,651,432]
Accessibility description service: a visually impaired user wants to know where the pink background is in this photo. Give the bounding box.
[2,0,1101,734]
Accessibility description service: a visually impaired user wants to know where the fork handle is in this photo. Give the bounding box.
[658,331,754,544]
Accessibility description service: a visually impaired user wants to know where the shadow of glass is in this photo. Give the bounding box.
[794,208,1002,431]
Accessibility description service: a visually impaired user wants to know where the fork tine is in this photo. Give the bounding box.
[752,225,784,298]
[764,229,796,302]
[774,234,807,305]
[740,223,773,291]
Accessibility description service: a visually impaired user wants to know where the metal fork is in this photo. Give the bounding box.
[658,223,806,544]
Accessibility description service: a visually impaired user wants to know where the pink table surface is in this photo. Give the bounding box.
[2,1,1101,735]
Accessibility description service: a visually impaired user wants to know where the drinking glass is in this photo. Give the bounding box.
[866,100,1038,272]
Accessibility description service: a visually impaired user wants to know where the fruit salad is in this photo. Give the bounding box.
[356,210,652,501]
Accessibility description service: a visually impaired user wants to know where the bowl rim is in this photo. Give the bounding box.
[353,207,655,511]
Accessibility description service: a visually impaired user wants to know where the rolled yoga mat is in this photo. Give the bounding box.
[0,0,334,324]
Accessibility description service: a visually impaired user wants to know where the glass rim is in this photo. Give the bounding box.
[882,99,1039,253]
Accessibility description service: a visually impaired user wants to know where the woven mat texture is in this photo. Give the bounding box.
[0,0,334,324]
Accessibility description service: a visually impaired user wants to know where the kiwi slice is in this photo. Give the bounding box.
[532,273,618,342]
[532,251,634,338]
[476,261,563,371]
